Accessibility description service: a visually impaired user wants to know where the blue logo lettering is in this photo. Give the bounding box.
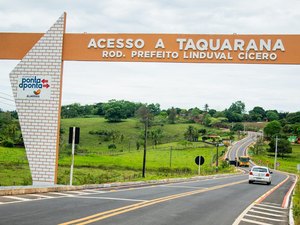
[19,76,43,90]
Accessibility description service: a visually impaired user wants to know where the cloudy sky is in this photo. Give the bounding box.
[0,0,299,112]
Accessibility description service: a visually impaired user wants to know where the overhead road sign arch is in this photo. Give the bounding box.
[1,12,299,186]
[1,33,300,64]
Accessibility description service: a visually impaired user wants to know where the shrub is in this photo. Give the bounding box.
[2,139,14,147]
[108,143,117,149]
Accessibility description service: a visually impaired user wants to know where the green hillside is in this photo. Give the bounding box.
[0,117,233,186]
[60,117,228,154]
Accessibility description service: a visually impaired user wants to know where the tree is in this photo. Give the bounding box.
[147,103,161,116]
[253,138,264,155]
[266,110,279,121]
[103,100,127,122]
[203,114,212,126]
[249,106,265,122]
[168,107,177,124]
[150,128,163,147]
[286,112,300,124]
[263,120,282,138]
[95,103,105,116]
[224,110,243,122]
[231,123,244,132]
[189,107,201,122]
[184,125,199,142]
[0,112,23,147]
[268,138,292,159]
[228,101,245,114]
[204,104,209,112]
[104,106,125,122]
[208,109,217,117]
[136,105,153,178]
[209,117,228,128]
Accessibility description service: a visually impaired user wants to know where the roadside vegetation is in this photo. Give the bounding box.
[294,180,300,225]
[248,116,300,223]
[1,98,300,225]
[1,101,299,188]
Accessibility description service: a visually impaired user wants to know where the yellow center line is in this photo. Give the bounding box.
[59,179,247,225]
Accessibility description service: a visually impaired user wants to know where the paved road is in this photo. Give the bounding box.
[227,132,259,162]
[0,134,295,225]
[0,172,291,225]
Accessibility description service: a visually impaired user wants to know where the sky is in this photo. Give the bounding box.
[0,0,299,112]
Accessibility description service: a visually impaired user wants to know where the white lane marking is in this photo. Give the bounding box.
[249,209,287,217]
[81,190,107,194]
[2,196,31,201]
[97,174,246,194]
[282,175,298,208]
[65,191,89,195]
[29,194,54,199]
[252,206,287,214]
[245,214,287,222]
[241,218,272,225]
[161,185,207,189]
[257,203,283,209]
[71,196,149,202]
[47,192,75,197]
[260,202,281,206]
[233,202,256,225]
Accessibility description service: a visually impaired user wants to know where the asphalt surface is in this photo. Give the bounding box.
[0,133,295,225]
[227,132,259,161]
[0,172,290,225]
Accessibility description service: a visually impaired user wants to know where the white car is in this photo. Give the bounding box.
[248,166,272,185]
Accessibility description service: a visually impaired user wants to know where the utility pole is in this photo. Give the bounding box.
[169,146,173,168]
[142,119,148,178]
[274,135,278,170]
[216,143,219,172]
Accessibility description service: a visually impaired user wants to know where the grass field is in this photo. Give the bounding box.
[294,181,300,225]
[58,144,230,185]
[250,144,300,174]
[0,147,32,186]
[0,144,230,186]
[1,117,235,186]
[60,117,231,154]
[250,144,300,223]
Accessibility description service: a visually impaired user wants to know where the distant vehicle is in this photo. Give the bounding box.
[238,156,250,167]
[249,166,272,185]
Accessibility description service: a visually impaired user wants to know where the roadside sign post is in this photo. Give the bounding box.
[198,156,201,176]
[70,127,75,185]
[195,156,205,176]
[69,127,80,186]
[297,164,300,173]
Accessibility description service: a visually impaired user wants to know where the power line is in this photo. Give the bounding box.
[0,101,15,107]
[0,96,14,102]
[0,91,13,98]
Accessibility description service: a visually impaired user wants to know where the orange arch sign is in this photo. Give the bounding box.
[1,13,299,186]
[1,33,300,64]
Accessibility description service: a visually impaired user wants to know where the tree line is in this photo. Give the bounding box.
[1,100,300,148]
[61,100,300,125]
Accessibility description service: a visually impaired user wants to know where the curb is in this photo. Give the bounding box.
[0,173,242,196]
[288,175,299,225]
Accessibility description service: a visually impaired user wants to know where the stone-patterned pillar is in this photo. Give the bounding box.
[9,13,66,186]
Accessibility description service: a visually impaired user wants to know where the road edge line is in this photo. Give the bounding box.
[288,175,298,225]
[255,175,290,204]
[232,174,290,225]
[282,175,298,208]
